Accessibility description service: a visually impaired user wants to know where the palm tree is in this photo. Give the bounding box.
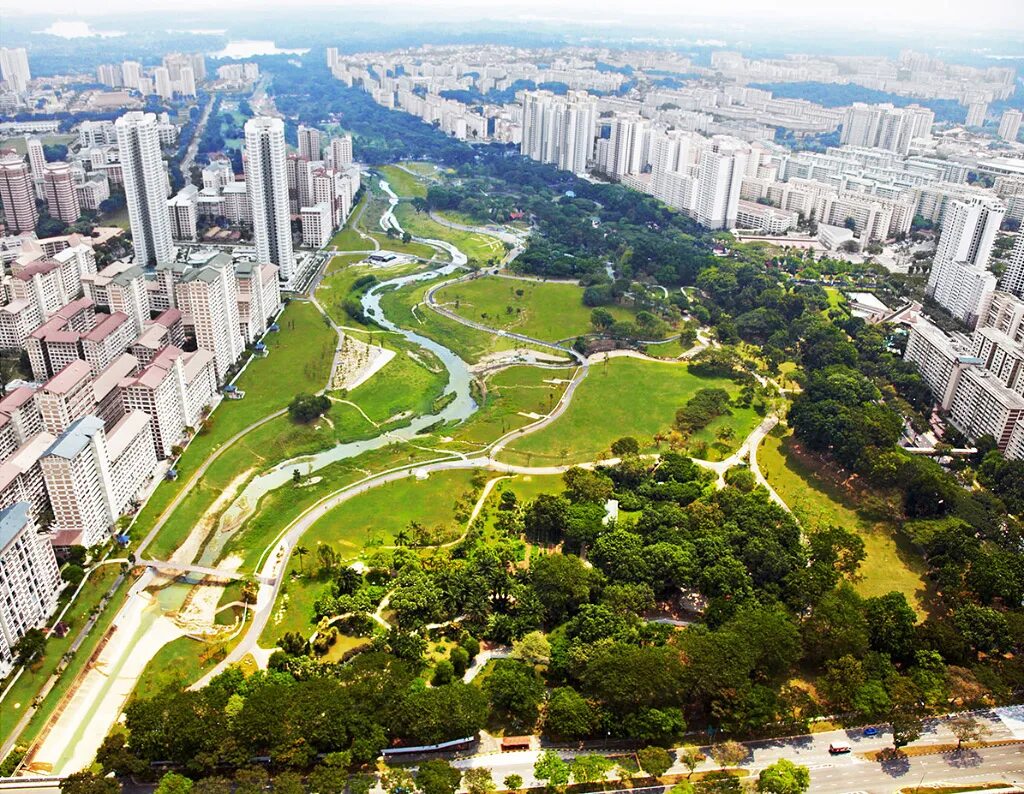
[295,545,309,573]
[394,528,409,547]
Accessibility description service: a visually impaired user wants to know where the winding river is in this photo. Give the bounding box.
[199,185,482,566]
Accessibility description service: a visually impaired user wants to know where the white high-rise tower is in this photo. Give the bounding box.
[116,111,174,266]
[245,117,296,281]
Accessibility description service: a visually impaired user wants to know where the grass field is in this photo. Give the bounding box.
[501,357,760,465]
[378,276,553,364]
[261,468,480,644]
[758,431,930,615]
[394,204,505,264]
[435,276,641,343]
[317,254,423,332]
[0,565,122,749]
[0,134,76,155]
[132,630,243,700]
[445,365,575,450]
[138,300,336,560]
[379,165,429,199]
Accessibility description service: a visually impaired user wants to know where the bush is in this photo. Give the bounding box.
[288,393,330,423]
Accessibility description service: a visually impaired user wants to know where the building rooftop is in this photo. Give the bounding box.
[42,416,104,460]
[0,501,31,553]
[106,409,150,461]
[14,259,60,281]
[0,431,58,491]
[40,360,92,396]
[0,386,37,414]
[94,354,139,403]
[0,297,34,315]
[84,312,129,343]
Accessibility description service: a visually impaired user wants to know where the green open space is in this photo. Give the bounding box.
[758,431,930,614]
[132,628,245,700]
[435,276,640,343]
[0,565,122,749]
[137,300,336,560]
[317,255,423,332]
[0,134,76,155]
[444,365,575,450]
[394,204,505,264]
[379,165,429,199]
[500,357,760,465]
[259,466,479,645]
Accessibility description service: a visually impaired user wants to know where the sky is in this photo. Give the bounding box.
[0,0,1021,34]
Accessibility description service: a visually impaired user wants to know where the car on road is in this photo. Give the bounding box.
[863,726,879,737]
[829,744,852,754]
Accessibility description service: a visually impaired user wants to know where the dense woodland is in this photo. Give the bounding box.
[92,54,1024,790]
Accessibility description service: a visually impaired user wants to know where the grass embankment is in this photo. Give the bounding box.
[0,566,122,749]
[435,276,641,343]
[4,571,131,752]
[259,467,480,645]
[317,254,423,333]
[501,357,760,465]
[138,300,336,560]
[758,430,930,614]
[379,165,430,199]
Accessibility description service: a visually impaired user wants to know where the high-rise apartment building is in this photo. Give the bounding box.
[966,101,988,128]
[1002,234,1024,299]
[927,196,1005,325]
[694,138,749,230]
[521,90,596,176]
[0,48,31,93]
[153,67,173,100]
[998,109,1022,142]
[168,185,199,241]
[0,154,39,234]
[245,117,295,281]
[116,111,174,266]
[43,163,80,224]
[297,125,322,161]
[606,114,649,178]
[174,264,244,381]
[328,135,353,169]
[0,502,61,678]
[25,136,45,199]
[121,61,143,91]
[301,203,333,247]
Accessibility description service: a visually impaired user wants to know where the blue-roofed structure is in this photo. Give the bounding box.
[42,416,105,461]
[0,502,31,551]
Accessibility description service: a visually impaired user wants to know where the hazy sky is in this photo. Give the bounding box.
[0,0,1021,32]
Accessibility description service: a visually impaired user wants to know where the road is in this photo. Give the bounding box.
[179,94,214,177]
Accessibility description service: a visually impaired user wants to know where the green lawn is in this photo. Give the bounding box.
[261,468,480,645]
[378,276,555,364]
[317,255,423,332]
[0,566,122,750]
[132,631,243,700]
[435,276,641,343]
[138,300,336,560]
[394,204,505,264]
[379,165,429,199]
[758,431,930,615]
[329,226,369,251]
[0,134,75,155]
[501,357,759,465]
[443,365,575,450]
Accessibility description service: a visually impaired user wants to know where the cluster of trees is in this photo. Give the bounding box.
[287,393,330,423]
[675,388,732,433]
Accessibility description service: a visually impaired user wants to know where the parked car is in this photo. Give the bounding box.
[829,744,852,754]
[863,726,879,737]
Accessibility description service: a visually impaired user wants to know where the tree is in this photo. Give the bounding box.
[432,660,455,686]
[544,687,598,739]
[14,628,46,665]
[756,760,810,794]
[611,436,640,456]
[294,545,309,573]
[511,631,551,665]
[272,772,305,794]
[570,754,613,784]
[288,393,330,423]
[534,750,570,788]
[484,660,545,730]
[711,741,748,768]
[503,774,523,792]
[636,746,673,778]
[154,773,193,794]
[865,592,917,661]
[463,767,495,794]
[416,759,462,794]
[60,772,121,794]
[948,715,989,749]
[233,767,269,794]
[678,746,704,777]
